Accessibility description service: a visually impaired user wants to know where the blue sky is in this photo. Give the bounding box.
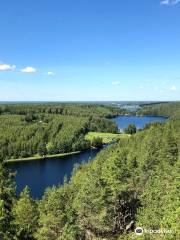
[0,0,180,101]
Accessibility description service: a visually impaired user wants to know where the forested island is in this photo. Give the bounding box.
[0,102,179,239]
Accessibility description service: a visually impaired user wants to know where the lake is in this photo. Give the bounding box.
[9,149,99,198]
[112,115,167,132]
[9,115,167,198]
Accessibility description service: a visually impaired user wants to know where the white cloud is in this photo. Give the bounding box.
[161,0,180,5]
[21,66,37,73]
[112,81,120,85]
[170,85,177,91]
[161,0,170,4]
[139,85,144,89]
[47,71,55,76]
[0,63,16,71]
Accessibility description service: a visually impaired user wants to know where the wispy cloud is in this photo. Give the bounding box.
[0,62,16,71]
[170,85,177,91]
[112,81,120,85]
[21,66,37,73]
[161,0,180,5]
[47,71,55,76]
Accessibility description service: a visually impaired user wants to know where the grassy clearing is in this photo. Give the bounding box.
[5,151,81,163]
[85,132,130,144]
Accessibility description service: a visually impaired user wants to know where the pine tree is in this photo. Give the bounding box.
[12,186,38,240]
[0,163,16,239]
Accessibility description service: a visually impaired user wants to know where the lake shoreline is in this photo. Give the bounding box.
[5,151,81,163]
[8,114,168,198]
[5,115,167,164]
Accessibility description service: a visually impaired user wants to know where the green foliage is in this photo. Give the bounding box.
[38,141,47,156]
[35,183,81,240]
[0,115,88,161]
[88,117,118,133]
[12,186,38,239]
[0,103,122,118]
[71,145,139,239]
[67,119,179,239]
[0,103,179,239]
[0,164,16,239]
[91,137,103,148]
[124,124,137,135]
[137,102,180,119]
[0,104,120,161]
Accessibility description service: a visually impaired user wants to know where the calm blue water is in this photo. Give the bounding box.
[9,115,167,198]
[113,115,167,132]
[9,149,99,198]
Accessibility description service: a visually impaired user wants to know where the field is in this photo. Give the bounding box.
[85,131,130,144]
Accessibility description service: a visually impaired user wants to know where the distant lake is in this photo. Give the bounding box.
[112,115,167,132]
[9,115,167,198]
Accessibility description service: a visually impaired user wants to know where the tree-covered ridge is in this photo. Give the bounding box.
[137,102,180,119]
[0,103,125,118]
[1,118,179,239]
[0,102,179,239]
[0,103,122,161]
[0,114,89,161]
[0,113,118,161]
[65,119,180,239]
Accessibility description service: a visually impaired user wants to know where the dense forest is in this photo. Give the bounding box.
[137,102,180,119]
[0,103,126,118]
[0,104,119,161]
[0,102,179,239]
